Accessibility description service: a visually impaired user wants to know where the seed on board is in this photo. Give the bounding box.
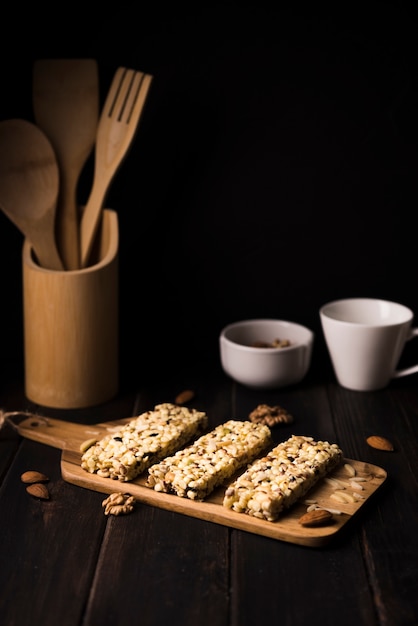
[352,492,365,500]
[298,509,333,527]
[334,490,356,503]
[366,435,394,452]
[26,483,50,500]
[21,470,49,484]
[79,438,98,453]
[330,491,349,504]
[344,463,356,477]
[324,477,345,489]
[320,507,342,515]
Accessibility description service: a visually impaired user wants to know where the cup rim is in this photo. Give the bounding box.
[220,318,314,352]
[320,297,413,327]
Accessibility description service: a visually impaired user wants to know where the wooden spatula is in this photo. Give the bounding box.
[33,59,99,270]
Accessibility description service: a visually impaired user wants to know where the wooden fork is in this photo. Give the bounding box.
[80,67,153,268]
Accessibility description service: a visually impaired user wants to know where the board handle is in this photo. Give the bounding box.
[5,412,105,450]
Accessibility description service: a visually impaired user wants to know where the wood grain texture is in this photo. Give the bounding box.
[22,210,118,408]
[12,413,387,546]
[0,119,63,270]
[33,59,99,270]
[0,440,106,626]
[80,68,152,268]
[2,370,418,625]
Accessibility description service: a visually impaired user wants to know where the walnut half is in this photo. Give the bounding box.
[102,492,136,516]
[248,404,294,427]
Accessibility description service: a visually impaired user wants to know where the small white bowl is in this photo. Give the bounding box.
[219,319,314,389]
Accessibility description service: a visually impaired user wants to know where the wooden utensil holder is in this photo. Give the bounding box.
[22,209,119,408]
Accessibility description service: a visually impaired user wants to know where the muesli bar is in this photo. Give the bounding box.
[223,435,343,521]
[146,420,272,500]
[81,403,208,482]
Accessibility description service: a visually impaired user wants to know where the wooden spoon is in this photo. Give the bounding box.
[0,118,63,271]
[33,59,99,270]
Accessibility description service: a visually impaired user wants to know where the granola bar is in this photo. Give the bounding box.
[81,403,208,482]
[223,435,343,521]
[146,420,272,500]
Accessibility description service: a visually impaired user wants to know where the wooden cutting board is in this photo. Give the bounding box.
[12,413,387,547]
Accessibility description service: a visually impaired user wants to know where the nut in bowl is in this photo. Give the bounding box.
[219,319,314,389]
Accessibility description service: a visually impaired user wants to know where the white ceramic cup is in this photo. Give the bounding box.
[320,298,418,391]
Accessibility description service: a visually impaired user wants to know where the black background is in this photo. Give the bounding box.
[1,2,418,390]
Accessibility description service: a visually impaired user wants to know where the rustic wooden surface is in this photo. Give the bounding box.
[1,366,417,625]
[12,413,387,547]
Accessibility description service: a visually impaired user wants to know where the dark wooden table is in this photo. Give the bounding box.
[1,362,418,626]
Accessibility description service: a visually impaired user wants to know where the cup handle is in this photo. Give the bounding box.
[393,327,418,379]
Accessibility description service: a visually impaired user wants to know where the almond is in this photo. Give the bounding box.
[298,509,333,527]
[366,435,394,452]
[175,389,195,405]
[21,470,49,484]
[26,483,50,500]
